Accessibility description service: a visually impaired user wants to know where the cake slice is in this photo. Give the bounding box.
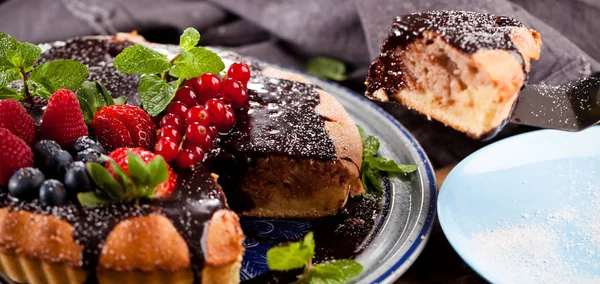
[365,11,542,138]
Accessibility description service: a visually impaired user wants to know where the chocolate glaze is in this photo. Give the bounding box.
[0,169,224,281]
[366,11,527,97]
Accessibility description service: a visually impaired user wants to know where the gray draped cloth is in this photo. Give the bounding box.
[1,0,598,168]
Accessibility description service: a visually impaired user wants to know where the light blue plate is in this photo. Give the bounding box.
[439,127,600,284]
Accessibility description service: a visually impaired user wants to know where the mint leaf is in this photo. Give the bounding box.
[363,169,383,192]
[28,59,88,98]
[306,260,363,284]
[77,191,111,207]
[267,232,315,271]
[362,136,379,157]
[0,86,21,101]
[180,28,200,51]
[0,68,21,86]
[169,47,224,79]
[357,125,367,141]
[108,160,135,197]
[114,96,127,105]
[86,162,124,200]
[113,45,170,75]
[138,74,178,116]
[368,157,417,173]
[0,33,41,73]
[306,57,347,81]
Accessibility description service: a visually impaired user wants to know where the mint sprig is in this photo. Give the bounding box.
[358,125,417,193]
[0,32,89,102]
[113,27,224,116]
[306,57,347,82]
[77,81,126,123]
[267,232,363,284]
[78,152,170,207]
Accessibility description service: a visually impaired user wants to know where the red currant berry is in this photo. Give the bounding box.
[167,101,188,119]
[158,125,182,143]
[215,109,235,132]
[154,138,179,162]
[204,98,227,125]
[183,142,206,158]
[185,123,213,150]
[176,149,203,169]
[221,78,248,109]
[185,105,210,126]
[227,62,251,84]
[187,73,221,103]
[207,125,218,138]
[174,87,198,107]
[160,114,185,132]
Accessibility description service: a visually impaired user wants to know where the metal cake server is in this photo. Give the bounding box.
[509,76,600,132]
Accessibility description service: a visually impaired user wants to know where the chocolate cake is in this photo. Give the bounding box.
[0,32,364,284]
[365,11,542,138]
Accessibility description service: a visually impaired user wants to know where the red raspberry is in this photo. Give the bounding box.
[40,89,88,148]
[0,127,34,185]
[0,99,36,145]
[160,113,184,132]
[186,73,221,103]
[185,105,210,127]
[167,101,188,119]
[154,138,179,162]
[227,62,251,85]
[173,87,198,107]
[204,98,227,125]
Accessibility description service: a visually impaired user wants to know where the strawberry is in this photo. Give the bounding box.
[0,99,36,145]
[107,147,176,197]
[40,89,88,148]
[91,105,157,152]
[0,127,34,185]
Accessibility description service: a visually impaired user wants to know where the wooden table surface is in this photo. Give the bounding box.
[397,165,487,284]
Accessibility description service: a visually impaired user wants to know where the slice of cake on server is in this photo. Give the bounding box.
[365,11,542,138]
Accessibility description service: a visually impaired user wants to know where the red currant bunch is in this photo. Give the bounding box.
[154,62,251,169]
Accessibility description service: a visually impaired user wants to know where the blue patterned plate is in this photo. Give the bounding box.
[238,65,437,283]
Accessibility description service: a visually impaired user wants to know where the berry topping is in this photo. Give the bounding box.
[92,105,157,151]
[64,161,93,198]
[33,140,61,169]
[227,62,251,85]
[185,105,210,126]
[154,138,179,162]
[216,107,236,132]
[207,126,218,138]
[39,179,67,206]
[182,142,206,158]
[157,125,183,143]
[186,73,221,103]
[186,123,213,150]
[0,127,34,185]
[160,113,185,132]
[40,89,89,148]
[221,78,248,109]
[75,148,106,165]
[107,148,176,197]
[176,149,203,169]
[204,98,227,125]
[173,86,199,108]
[8,168,45,201]
[167,101,189,119]
[71,136,105,156]
[0,99,36,145]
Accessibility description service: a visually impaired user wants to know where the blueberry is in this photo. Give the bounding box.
[64,161,93,197]
[7,168,45,201]
[46,150,73,179]
[39,179,67,206]
[70,136,105,156]
[75,148,106,164]
[33,140,61,169]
